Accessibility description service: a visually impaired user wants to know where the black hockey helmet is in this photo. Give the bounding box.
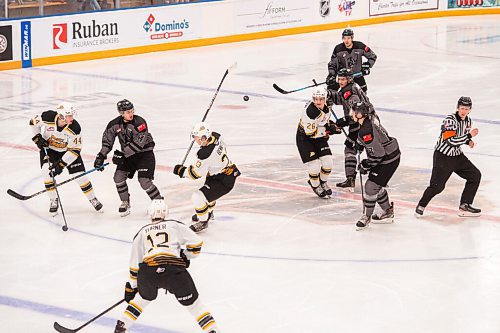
[337,68,354,83]
[117,99,134,113]
[457,96,472,108]
[342,28,354,38]
[351,102,369,117]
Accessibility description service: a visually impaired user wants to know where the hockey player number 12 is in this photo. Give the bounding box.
[146,232,169,253]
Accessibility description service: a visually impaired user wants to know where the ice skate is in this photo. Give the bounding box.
[336,176,355,192]
[90,198,103,212]
[355,215,371,231]
[372,202,394,224]
[190,221,208,233]
[119,200,131,217]
[415,205,425,218]
[114,320,126,333]
[308,180,327,198]
[458,203,481,217]
[49,198,59,216]
[192,211,214,222]
[320,180,333,196]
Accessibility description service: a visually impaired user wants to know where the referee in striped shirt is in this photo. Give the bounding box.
[415,97,481,217]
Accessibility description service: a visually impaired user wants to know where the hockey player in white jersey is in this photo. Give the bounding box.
[296,86,342,198]
[114,199,221,333]
[29,103,103,214]
[173,122,240,233]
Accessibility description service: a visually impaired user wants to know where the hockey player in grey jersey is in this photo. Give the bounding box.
[114,199,221,333]
[93,99,162,217]
[173,122,240,233]
[329,68,375,192]
[29,103,103,214]
[350,102,400,230]
[326,28,377,92]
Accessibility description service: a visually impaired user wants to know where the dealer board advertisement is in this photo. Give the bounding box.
[370,0,439,16]
[30,5,202,58]
[448,0,500,8]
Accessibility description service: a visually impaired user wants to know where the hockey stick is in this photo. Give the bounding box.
[44,148,70,231]
[357,152,366,214]
[54,299,126,333]
[180,62,238,166]
[273,72,362,95]
[7,163,109,201]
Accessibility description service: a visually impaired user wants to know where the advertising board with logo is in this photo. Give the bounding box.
[317,0,367,23]
[448,0,500,8]
[0,25,13,62]
[370,0,439,16]
[21,21,32,68]
[235,0,315,32]
[141,11,198,43]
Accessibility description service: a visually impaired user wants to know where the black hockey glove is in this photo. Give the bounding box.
[325,121,342,136]
[357,160,370,175]
[32,133,49,150]
[180,250,191,268]
[335,116,349,128]
[326,74,340,91]
[124,282,138,303]
[173,164,186,178]
[49,160,67,177]
[112,150,125,166]
[361,62,371,76]
[94,153,106,171]
[355,142,365,154]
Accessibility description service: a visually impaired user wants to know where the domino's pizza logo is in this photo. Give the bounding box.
[143,14,155,32]
[53,23,68,49]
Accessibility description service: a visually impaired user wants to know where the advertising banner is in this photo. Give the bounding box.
[234,0,315,33]
[448,0,500,8]
[0,25,13,62]
[21,21,32,68]
[31,4,201,58]
[369,0,439,16]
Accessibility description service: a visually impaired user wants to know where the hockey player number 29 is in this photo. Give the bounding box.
[146,232,169,253]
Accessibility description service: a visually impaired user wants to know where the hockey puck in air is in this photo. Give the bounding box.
[243,95,249,101]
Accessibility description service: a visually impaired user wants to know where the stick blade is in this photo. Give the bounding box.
[272,83,289,94]
[228,61,238,73]
[54,322,77,333]
[7,189,29,200]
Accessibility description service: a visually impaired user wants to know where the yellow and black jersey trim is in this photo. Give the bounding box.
[186,241,203,255]
[188,165,201,180]
[197,312,216,330]
[143,253,187,267]
[125,301,143,321]
[67,147,81,158]
[129,267,138,280]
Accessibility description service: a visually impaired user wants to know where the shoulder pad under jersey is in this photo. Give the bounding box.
[305,103,322,119]
[197,135,218,160]
[41,110,58,123]
[66,119,82,135]
[106,115,122,130]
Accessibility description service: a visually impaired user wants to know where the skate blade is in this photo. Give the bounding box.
[355,224,369,231]
[372,218,394,224]
[120,210,131,217]
[414,213,423,218]
[51,212,59,217]
[458,211,481,217]
[96,209,104,214]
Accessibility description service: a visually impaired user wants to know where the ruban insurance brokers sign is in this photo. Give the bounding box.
[369,0,439,16]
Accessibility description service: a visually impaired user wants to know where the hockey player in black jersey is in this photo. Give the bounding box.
[93,99,162,217]
[326,28,377,92]
[29,103,103,215]
[173,122,240,233]
[329,68,375,192]
[350,102,400,230]
[296,86,341,198]
[416,97,481,217]
[114,199,221,333]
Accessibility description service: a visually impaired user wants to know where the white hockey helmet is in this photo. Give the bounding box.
[148,198,169,221]
[312,86,327,100]
[56,102,77,117]
[191,122,211,139]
